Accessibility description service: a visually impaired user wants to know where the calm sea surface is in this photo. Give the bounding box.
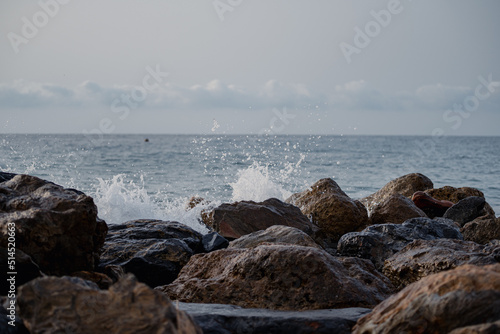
[1,134,498,233]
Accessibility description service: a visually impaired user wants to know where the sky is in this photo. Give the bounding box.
[1,0,499,135]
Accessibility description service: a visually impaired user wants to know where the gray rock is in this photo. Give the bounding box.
[337,217,463,269]
[229,225,322,249]
[202,231,229,252]
[444,196,486,226]
[178,302,371,334]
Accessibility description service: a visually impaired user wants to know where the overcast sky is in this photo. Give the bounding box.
[1,0,499,135]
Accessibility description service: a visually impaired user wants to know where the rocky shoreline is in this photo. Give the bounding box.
[1,171,499,333]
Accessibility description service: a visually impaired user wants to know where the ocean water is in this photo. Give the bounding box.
[1,134,499,233]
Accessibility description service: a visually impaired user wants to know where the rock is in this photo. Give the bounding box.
[411,191,454,218]
[353,264,500,334]
[206,198,317,240]
[462,217,500,244]
[70,271,114,289]
[158,244,394,311]
[186,196,207,210]
[448,320,500,334]
[0,174,108,275]
[444,196,486,226]
[0,304,30,334]
[0,172,16,183]
[229,225,322,249]
[17,274,202,334]
[101,264,125,283]
[1,248,43,295]
[383,239,500,289]
[360,173,433,213]
[337,217,463,270]
[286,178,369,247]
[177,302,372,334]
[99,219,203,288]
[202,231,229,252]
[369,194,427,225]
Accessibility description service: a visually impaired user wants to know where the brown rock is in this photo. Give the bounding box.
[370,194,427,225]
[286,178,369,246]
[158,244,394,311]
[229,225,322,249]
[360,173,433,213]
[0,174,108,275]
[448,320,500,334]
[412,191,454,218]
[205,198,316,240]
[462,217,500,244]
[383,239,500,289]
[18,274,201,334]
[353,264,500,334]
[71,271,114,289]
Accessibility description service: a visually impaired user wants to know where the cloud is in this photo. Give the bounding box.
[0,78,499,113]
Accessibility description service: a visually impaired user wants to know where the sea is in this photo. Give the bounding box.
[1,134,499,234]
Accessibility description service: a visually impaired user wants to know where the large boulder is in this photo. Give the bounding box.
[99,219,204,288]
[286,178,369,246]
[177,302,371,334]
[369,194,427,225]
[229,225,322,249]
[353,264,500,334]
[17,274,201,334]
[0,173,107,275]
[158,244,394,311]
[360,173,433,213]
[462,216,500,244]
[205,198,316,240]
[443,196,486,226]
[383,239,500,289]
[337,217,463,270]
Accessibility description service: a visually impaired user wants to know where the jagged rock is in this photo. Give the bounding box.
[411,191,454,218]
[229,225,322,249]
[205,198,316,240]
[444,196,486,226]
[158,244,394,311]
[337,217,463,270]
[286,178,369,246]
[462,217,500,244]
[383,239,500,289]
[17,274,201,334]
[353,264,500,334]
[369,194,427,225]
[448,320,500,334]
[360,173,433,213]
[0,173,107,275]
[202,231,229,252]
[1,248,43,295]
[177,302,371,334]
[99,219,203,287]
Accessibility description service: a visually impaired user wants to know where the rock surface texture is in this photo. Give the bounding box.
[369,194,427,225]
[159,244,394,311]
[228,225,322,249]
[443,196,486,226]
[383,239,500,289]
[99,219,204,287]
[206,198,316,240]
[353,264,500,334]
[337,217,463,269]
[17,274,201,334]
[286,178,369,246]
[0,173,107,275]
[462,217,500,244]
[411,191,454,218]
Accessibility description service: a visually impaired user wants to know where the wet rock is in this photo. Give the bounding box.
[18,274,202,334]
[1,248,43,295]
[202,231,229,252]
[99,219,203,287]
[0,174,108,275]
[206,198,316,240]
[0,172,16,183]
[337,217,463,270]
[383,239,500,289]
[158,244,394,311]
[360,173,433,213]
[353,264,500,334]
[70,271,114,289]
[286,178,369,246]
[462,217,500,244]
[178,302,371,334]
[444,196,486,226]
[411,191,454,218]
[369,194,427,225]
[229,225,322,249]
